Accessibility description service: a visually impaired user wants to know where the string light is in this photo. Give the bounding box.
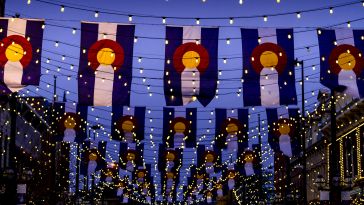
[196,18,200,25]
[55,41,59,47]
[72,28,76,34]
[162,17,166,24]
[129,15,133,22]
[94,11,99,18]
[134,36,138,43]
[347,21,351,28]
[27,0,31,5]
[239,0,244,4]
[229,18,234,25]
[226,38,230,45]
[263,16,268,22]
[329,7,333,14]
[296,12,301,19]
[276,0,281,3]
[60,5,65,12]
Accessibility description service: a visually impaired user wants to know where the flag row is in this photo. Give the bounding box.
[1,18,363,107]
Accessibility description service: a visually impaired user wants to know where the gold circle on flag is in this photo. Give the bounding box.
[226,123,238,134]
[166,172,174,179]
[166,152,175,161]
[228,172,235,179]
[127,152,136,161]
[89,153,97,161]
[278,123,291,135]
[96,47,115,65]
[137,171,145,178]
[205,153,214,163]
[64,117,76,129]
[174,122,186,133]
[182,51,200,69]
[5,43,24,62]
[244,153,254,163]
[337,52,356,71]
[122,120,134,132]
[196,173,204,179]
[260,51,279,68]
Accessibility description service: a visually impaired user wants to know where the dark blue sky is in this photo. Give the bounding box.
[5,0,364,202]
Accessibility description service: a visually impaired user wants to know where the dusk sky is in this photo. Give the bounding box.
[5,0,364,202]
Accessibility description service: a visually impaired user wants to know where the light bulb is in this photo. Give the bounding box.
[263,16,268,22]
[226,38,230,45]
[128,15,133,22]
[347,21,351,28]
[162,17,166,24]
[94,11,99,18]
[239,0,244,4]
[196,18,200,25]
[329,7,333,14]
[72,28,76,34]
[296,12,301,19]
[229,18,234,25]
[60,5,65,12]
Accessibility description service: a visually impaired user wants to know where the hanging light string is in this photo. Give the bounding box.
[30,0,364,23]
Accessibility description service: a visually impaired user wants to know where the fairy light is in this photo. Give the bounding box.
[162,17,166,24]
[229,18,234,25]
[60,5,65,12]
[239,0,244,4]
[134,36,138,43]
[226,38,230,45]
[196,18,200,25]
[55,41,59,47]
[347,21,351,28]
[94,11,99,18]
[329,7,334,14]
[72,28,76,34]
[129,15,133,22]
[296,12,301,19]
[263,16,268,22]
[27,0,31,5]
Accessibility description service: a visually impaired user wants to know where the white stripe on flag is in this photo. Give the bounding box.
[174,108,186,148]
[64,103,77,142]
[335,29,360,99]
[258,29,280,106]
[183,26,201,43]
[93,23,117,106]
[181,68,200,105]
[258,28,277,44]
[4,19,27,92]
[277,108,292,157]
[335,29,354,46]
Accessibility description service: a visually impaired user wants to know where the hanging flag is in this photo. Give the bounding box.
[236,147,260,177]
[164,26,219,106]
[100,162,118,183]
[197,145,221,174]
[80,141,107,176]
[163,107,197,148]
[266,108,300,157]
[78,22,135,106]
[111,106,145,143]
[158,144,183,173]
[161,170,179,203]
[0,18,44,94]
[52,102,88,143]
[241,28,297,106]
[318,29,364,98]
[222,168,238,190]
[215,108,249,153]
[119,142,144,172]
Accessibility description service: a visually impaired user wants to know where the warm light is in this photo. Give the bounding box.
[134,36,138,43]
[72,28,76,34]
[239,0,244,4]
[229,18,234,24]
[329,7,333,14]
[347,21,351,28]
[263,16,268,22]
[129,15,133,22]
[226,38,230,45]
[196,18,200,25]
[94,11,99,18]
[296,12,301,19]
[60,5,65,12]
[162,17,166,24]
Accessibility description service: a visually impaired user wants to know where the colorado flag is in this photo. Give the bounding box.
[78,22,134,106]
[0,18,44,94]
[241,28,297,107]
[318,29,364,98]
[164,26,218,106]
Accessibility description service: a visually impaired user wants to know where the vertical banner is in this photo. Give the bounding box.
[164,26,219,106]
[78,22,135,106]
[119,142,144,172]
[52,102,88,143]
[111,106,145,143]
[318,29,364,98]
[241,28,297,106]
[163,107,197,148]
[197,145,221,174]
[0,18,44,94]
[80,141,107,176]
[266,108,300,157]
[215,108,249,153]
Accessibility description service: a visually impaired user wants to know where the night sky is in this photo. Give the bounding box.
[5,0,364,202]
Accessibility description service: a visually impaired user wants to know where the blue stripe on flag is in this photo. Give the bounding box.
[23,20,43,85]
[215,108,227,149]
[266,108,279,152]
[238,108,249,152]
[111,106,123,141]
[185,108,197,148]
[276,29,297,105]
[76,104,88,143]
[96,141,107,171]
[164,26,183,105]
[319,29,338,89]
[353,30,364,98]
[134,107,146,141]
[113,25,135,106]
[241,29,261,106]
[80,141,91,176]
[78,23,98,105]
[163,107,174,147]
[119,142,128,169]
[198,27,219,107]
[288,108,300,156]
[53,102,66,142]
[0,19,8,93]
